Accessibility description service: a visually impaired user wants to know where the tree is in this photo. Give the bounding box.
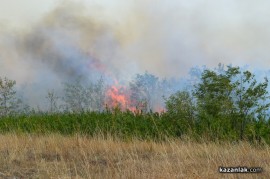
[165,91,196,134]
[46,89,59,113]
[0,77,18,116]
[91,77,105,111]
[194,64,270,140]
[63,79,92,112]
[129,72,159,112]
[63,77,105,112]
[230,68,270,140]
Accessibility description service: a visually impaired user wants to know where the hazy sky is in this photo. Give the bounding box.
[0,0,56,25]
[1,0,270,80]
[0,0,130,26]
[1,0,270,108]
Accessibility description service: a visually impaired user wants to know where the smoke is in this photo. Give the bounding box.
[0,0,270,108]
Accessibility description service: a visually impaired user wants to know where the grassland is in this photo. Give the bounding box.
[0,111,179,140]
[0,112,269,178]
[1,111,268,143]
[0,133,268,179]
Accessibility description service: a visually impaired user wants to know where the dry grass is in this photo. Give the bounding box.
[0,134,269,179]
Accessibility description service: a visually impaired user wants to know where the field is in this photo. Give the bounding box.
[1,0,270,178]
[0,134,268,179]
[0,112,269,178]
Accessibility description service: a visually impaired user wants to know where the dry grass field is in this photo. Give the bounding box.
[0,134,269,179]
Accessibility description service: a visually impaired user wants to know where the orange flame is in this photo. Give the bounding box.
[85,54,165,113]
[105,83,136,112]
[106,86,127,108]
[105,82,165,113]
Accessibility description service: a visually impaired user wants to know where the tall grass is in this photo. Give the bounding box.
[0,110,175,140]
[0,110,269,144]
[0,134,268,178]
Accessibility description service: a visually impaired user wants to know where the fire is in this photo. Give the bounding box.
[105,81,165,113]
[106,86,127,109]
[86,55,165,113]
[153,106,166,114]
[105,83,136,111]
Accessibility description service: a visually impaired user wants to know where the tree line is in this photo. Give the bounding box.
[0,64,270,142]
[165,64,270,142]
[0,72,175,115]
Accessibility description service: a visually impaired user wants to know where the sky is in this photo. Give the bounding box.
[0,0,130,26]
[0,0,56,26]
[1,0,270,107]
[1,0,270,76]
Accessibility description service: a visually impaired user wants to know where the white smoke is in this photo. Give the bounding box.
[0,0,270,108]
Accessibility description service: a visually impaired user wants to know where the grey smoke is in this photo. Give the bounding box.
[0,1,270,109]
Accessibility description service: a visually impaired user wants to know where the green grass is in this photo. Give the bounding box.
[0,110,269,144]
[0,111,177,140]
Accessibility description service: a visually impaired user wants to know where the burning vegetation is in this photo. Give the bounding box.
[1,64,270,144]
[106,84,133,111]
[105,78,159,113]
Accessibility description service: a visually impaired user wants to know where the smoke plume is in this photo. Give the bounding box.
[0,0,270,108]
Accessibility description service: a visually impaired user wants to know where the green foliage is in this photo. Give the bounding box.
[0,77,25,116]
[193,64,270,141]
[165,64,270,143]
[0,111,172,140]
[0,64,270,144]
[165,91,195,135]
[0,107,269,143]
